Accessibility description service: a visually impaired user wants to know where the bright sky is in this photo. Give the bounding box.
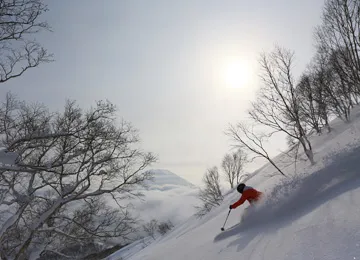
[0,0,324,185]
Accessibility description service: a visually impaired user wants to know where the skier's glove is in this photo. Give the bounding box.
[229,205,233,210]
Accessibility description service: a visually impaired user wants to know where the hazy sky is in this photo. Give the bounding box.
[0,0,325,185]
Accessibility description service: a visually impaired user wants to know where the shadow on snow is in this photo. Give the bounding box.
[214,145,360,252]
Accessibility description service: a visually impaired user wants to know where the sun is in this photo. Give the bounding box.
[223,60,250,89]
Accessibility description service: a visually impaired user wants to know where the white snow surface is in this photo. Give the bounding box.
[107,106,360,260]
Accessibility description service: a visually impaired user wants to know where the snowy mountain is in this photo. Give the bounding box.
[143,169,196,191]
[130,169,199,225]
[107,107,360,260]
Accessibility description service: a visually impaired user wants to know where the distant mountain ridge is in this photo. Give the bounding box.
[130,169,200,225]
[144,169,197,191]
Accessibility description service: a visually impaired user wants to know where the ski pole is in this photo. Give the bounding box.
[221,209,231,231]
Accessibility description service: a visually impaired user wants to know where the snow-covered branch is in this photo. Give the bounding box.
[0,96,156,259]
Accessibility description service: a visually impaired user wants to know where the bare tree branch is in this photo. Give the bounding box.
[226,122,287,177]
[249,46,315,165]
[0,95,156,259]
[221,149,247,188]
[195,167,223,218]
[0,0,53,84]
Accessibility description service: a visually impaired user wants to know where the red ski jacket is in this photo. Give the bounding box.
[231,186,262,209]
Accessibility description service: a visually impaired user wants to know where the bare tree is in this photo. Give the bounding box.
[157,220,174,236]
[226,122,286,176]
[142,219,158,240]
[307,53,333,132]
[195,167,223,218]
[249,46,315,165]
[328,48,354,121]
[0,94,156,260]
[0,0,52,84]
[315,0,360,95]
[312,0,360,123]
[310,47,354,122]
[221,149,247,189]
[296,74,323,134]
[142,219,173,241]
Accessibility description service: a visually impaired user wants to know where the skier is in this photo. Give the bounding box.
[229,183,263,220]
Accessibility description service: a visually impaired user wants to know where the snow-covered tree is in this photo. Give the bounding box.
[0,94,156,259]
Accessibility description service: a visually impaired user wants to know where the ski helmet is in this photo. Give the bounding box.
[237,183,246,193]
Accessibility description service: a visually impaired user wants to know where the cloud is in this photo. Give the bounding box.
[128,169,201,224]
[133,185,200,224]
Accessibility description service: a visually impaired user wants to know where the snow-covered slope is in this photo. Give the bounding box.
[107,106,360,260]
